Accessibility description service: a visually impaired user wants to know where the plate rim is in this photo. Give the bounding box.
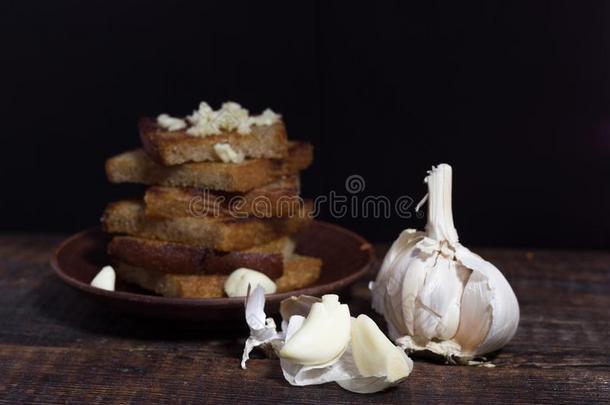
[50,220,376,307]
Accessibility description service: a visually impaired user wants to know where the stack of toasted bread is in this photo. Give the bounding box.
[101,106,321,298]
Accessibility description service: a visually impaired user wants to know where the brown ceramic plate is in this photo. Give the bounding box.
[51,221,375,321]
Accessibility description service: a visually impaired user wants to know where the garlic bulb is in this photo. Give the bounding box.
[371,164,519,362]
[242,286,413,393]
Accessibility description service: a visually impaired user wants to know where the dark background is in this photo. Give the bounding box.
[1,1,609,248]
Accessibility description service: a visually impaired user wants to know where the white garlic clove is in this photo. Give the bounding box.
[336,348,412,394]
[279,295,351,366]
[243,289,414,393]
[372,228,423,316]
[224,268,277,297]
[453,246,520,356]
[397,249,431,337]
[350,315,413,382]
[90,265,115,291]
[157,114,187,131]
[414,255,470,340]
[213,143,245,164]
[282,315,412,393]
[375,230,426,339]
[451,269,493,355]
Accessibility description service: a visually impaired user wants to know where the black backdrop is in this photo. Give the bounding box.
[1,1,609,248]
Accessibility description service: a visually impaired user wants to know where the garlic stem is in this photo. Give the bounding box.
[425,164,459,244]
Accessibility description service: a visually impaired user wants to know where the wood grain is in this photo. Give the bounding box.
[0,234,608,404]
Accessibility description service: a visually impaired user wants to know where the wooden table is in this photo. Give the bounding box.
[0,234,608,404]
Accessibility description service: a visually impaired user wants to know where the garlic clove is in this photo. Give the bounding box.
[224,268,277,297]
[372,229,423,316]
[243,289,413,393]
[414,255,470,340]
[350,315,413,382]
[282,315,411,393]
[279,295,351,366]
[398,249,431,337]
[280,315,358,387]
[453,246,520,356]
[377,231,426,339]
[157,114,187,131]
[451,269,493,355]
[90,265,115,291]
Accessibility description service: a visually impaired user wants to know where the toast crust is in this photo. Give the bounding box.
[108,236,294,278]
[139,117,289,166]
[102,200,313,251]
[106,142,312,192]
[144,176,302,219]
[115,254,322,298]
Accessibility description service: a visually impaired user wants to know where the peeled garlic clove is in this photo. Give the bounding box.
[279,295,351,366]
[157,113,187,131]
[90,265,115,291]
[224,268,277,297]
[350,315,413,382]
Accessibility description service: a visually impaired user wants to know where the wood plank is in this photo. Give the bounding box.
[0,234,608,403]
[1,345,608,404]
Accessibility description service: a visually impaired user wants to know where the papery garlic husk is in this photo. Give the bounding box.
[242,287,413,393]
[371,164,520,363]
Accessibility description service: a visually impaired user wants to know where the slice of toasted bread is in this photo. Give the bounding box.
[144,176,302,219]
[105,141,312,192]
[139,117,289,166]
[115,254,322,298]
[108,235,295,278]
[102,200,313,251]
[275,255,322,293]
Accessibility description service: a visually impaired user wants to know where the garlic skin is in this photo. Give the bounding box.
[371,164,520,362]
[242,287,412,393]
